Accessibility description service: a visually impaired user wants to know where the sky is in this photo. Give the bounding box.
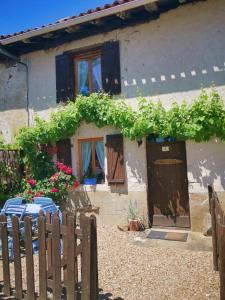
[0,0,111,35]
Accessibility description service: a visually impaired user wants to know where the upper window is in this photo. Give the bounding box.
[74,50,102,96]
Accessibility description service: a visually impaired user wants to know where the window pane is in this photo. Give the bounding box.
[77,60,89,96]
[92,57,102,93]
[81,141,92,175]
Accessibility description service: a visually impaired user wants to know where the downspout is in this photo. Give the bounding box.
[0,47,30,126]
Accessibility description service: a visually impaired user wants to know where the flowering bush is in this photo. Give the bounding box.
[20,161,79,205]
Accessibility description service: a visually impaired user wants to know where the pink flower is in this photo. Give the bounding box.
[27,179,37,187]
[49,172,59,182]
[51,187,58,193]
[56,161,72,175]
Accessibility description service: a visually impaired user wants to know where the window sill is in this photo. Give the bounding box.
[70,183,109,192]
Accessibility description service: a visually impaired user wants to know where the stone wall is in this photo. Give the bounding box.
[0,63,27,143]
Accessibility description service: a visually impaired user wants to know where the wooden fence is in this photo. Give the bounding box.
[0,212,98,300]
[208,185,225,300]
[0,149,23,194]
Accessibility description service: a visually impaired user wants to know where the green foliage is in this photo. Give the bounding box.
[15,90,225,177]
[0,134,19,150]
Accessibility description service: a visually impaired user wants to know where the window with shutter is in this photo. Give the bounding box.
[55,53,75,103]
[101,40,121,95]
[78,137,105,184]
[56,139,72,167]
[74,50,102,96]
[106,134,125,184]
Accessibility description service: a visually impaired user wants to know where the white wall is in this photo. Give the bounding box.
[24,0,225,117]
[187,139,225,193]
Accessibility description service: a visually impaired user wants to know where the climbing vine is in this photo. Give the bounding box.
[16,89,225,178]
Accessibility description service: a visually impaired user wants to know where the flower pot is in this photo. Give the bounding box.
[83,178,97,185]
[129,219,140,231]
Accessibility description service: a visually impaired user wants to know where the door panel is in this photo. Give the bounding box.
[146,141,190,228]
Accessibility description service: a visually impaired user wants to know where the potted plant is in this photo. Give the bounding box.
[83,169,97,185]
[128,200,140,231]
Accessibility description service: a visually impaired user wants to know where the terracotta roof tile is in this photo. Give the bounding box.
[0,0,135,41]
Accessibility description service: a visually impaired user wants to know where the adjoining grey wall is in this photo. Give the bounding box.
[0,62,27,143]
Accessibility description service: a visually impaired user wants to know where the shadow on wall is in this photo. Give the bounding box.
[187,141,225,191]
[66,185,92,212]
[122,59,225,99]
[126,139,148,187]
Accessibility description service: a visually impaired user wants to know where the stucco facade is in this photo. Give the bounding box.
[0,0,225,231]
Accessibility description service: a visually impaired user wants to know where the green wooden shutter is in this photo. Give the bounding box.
[101,41,121,95]
[106,134,124,184]
[56,139,72,167]
[55,53,75,103]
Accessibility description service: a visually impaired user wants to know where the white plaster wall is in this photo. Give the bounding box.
[24,0,225,117]
[187,139,225,193]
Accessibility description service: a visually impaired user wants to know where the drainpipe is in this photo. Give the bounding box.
[0,47,30,126]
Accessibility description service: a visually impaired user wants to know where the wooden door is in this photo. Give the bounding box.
[146,141,190,228]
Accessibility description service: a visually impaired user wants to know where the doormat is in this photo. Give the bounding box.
[147,230,188,242]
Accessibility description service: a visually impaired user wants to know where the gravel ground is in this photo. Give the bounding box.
[98,226,219,300]
[0,226,220,300]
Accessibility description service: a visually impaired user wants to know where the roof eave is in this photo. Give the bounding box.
[0,0,157,46]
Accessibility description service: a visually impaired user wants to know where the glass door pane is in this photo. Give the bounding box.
[77,60,89,96]
[92,56,102,92]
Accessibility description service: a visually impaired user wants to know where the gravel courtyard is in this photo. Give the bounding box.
[98,226,219,300]
[0,226,220,299]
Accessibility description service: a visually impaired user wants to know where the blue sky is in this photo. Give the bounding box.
[0,0,111,35]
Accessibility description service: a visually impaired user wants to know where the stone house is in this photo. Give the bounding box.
[0,0,225,231]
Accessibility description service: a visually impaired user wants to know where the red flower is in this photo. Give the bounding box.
[34,191,45,197]
[51,187,58,193]
[27,179,37,187]
[65,167,72,175]
[27,190,34,195]
[73,180,79,189]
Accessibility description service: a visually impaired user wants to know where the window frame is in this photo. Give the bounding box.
[73,49,102,96]
[78,137,104,183]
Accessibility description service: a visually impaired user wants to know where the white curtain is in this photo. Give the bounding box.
[78,60,89,95]
[81,142,91,175]
[95,141,104,171]
[92,57,102,92]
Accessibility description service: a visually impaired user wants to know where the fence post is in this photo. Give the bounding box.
[90,215,99,300]
[38,211,47,300]
[12,216,23,299]
[66,215,75,299]
[219,222,225,300]
[24,216,35,300]
[208,186,219,271]
[0,215,11,296]
[52,213,61,300]
[81,214,91,300]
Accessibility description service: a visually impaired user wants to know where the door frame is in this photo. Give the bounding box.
[146,139,191,228]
